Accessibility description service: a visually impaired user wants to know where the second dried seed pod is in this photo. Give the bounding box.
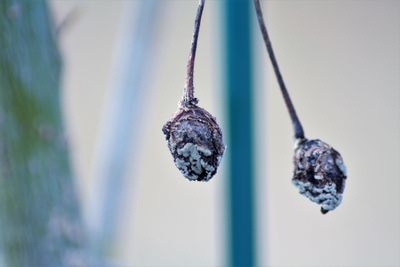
[254,0,348,213]
[292,139,347,214]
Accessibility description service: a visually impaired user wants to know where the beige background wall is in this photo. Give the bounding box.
[51,1,399,266]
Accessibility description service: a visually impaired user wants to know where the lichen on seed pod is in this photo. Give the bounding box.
[292,138,347,214]
[162,99,225,181]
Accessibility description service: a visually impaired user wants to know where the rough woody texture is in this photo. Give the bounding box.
[0,1,88,266]
[292,139,347,214]
[163,103,225,181]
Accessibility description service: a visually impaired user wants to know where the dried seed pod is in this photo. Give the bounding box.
[163,102,225,181]
[162,0,224,181]
[292,138,347,214]
[254,0,348,213]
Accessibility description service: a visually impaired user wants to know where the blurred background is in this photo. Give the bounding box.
[1,0,399,266]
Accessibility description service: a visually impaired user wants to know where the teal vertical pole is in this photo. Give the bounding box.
[224,0,255,266]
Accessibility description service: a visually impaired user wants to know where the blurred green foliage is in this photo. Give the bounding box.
[0,1,87,266]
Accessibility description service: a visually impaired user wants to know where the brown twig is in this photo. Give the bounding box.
[253,0,305,139]
[183,0,205,106]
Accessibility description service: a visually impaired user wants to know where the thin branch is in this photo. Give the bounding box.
[253,0,305,139]
[183,0,205,106]
[56,6,80,37]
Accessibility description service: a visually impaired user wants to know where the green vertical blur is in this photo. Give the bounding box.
[0,1,86,266]
[224,0,256,266]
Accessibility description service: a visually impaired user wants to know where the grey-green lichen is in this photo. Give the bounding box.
[175,143,217,180]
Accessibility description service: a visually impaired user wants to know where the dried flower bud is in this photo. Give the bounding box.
[292,138,347,214]
[163,102,225,181]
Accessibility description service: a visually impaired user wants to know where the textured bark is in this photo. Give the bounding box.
[0,1,87,266]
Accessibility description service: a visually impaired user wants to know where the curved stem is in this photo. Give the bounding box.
[183,0,205,106]
[253,0,305,139]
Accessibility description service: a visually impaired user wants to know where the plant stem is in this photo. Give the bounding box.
[224,1,255,265]
[253,0,305,139]
[183,0,205,106]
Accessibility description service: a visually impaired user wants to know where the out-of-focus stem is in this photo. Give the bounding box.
[253,0,305,139]
[88,0,160,261]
